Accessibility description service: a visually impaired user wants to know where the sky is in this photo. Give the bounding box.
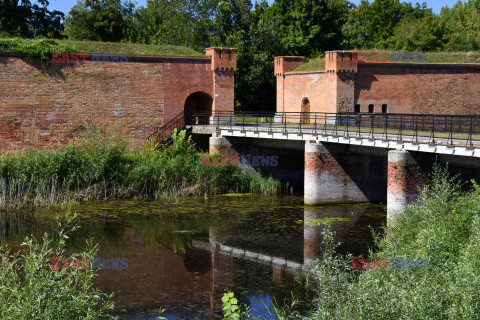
[37,0,457,16]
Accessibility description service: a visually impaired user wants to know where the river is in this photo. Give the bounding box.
[0,195,385,319]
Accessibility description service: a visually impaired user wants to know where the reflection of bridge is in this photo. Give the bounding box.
[93,204,371,319]
[186,111,480,223]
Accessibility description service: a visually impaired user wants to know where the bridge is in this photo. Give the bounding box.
[154,111,480,223]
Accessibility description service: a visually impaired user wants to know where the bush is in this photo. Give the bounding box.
[0,213,114,319]
[309,164,480,319]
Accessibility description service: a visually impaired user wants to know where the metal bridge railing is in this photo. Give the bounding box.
[148,111,192,146]
[191,111,480,147]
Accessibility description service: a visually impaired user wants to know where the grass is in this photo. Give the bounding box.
[0,37,203,57]
[292,50,480,72]
[58,39,203,57]
[308,163,480,319]
[292,55,325,72]
[0,126,283,209]
[0,37,203,67]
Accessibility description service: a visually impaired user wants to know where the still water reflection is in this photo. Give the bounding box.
[0,195,385,319]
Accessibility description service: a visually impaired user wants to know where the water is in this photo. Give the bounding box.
[0,195,386,319]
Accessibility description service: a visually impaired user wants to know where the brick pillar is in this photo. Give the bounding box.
[274,56,303,122]
[206,48,237,125]
[387,150,426,224]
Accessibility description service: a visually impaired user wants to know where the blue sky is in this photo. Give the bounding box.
[38,0,456,16]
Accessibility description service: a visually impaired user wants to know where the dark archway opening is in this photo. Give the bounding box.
[301,97,310,124]
[184,91,213,125]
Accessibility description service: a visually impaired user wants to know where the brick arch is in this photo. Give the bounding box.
[184,91,213,124]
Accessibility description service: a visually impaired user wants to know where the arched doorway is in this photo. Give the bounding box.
[184,91,213,125]
[301,97,310,124]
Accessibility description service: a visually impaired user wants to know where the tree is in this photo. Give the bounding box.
[342,0,431,49]
[234,0,285,111]
[64,0,135,42]
[440,0,480,51]
[268,0,352,56]
[0,0,64,38]
[390,14,446,51]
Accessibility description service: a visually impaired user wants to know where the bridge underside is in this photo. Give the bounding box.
[192,124,480,224]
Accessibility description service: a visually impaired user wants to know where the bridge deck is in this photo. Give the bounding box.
[192,124,480,158]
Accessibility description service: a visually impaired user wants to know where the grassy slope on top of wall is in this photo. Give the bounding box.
[59,39,203,57]
[0,37,203,58]
[292,55,326,72]
[293,50,480,72]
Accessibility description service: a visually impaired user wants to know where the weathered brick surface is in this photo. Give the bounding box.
[0,48,236,151]
[387,161,426,194]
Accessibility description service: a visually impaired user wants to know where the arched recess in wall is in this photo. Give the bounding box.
[301,97,310,124]
[184,91,213,125]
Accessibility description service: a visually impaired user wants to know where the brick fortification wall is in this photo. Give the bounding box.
[277,51,480,115]
[0,48,237,151]
[355,64,480,114]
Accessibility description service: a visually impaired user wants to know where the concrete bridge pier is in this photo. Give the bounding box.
[304,142,384,205]
[387,150,427,224]
[209,136,234,156]
[305,142,349,205]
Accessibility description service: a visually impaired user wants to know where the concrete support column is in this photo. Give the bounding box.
[208,136,238,157]
[304,142,351,205]
[387,150,426,223]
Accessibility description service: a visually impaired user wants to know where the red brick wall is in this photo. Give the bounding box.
[206,48,237,113]
[275,57,304,114]
[355,64,480,114]
[0,49,236,152]
[281,72,335,115]
[278,52,480,116]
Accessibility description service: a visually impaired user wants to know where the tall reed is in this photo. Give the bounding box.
[0,127,282,208]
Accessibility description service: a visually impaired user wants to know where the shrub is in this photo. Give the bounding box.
[0,212,114,319]
[309,164,480,319]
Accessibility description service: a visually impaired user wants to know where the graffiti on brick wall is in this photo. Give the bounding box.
[352,51,429,63]
[51,51,128,64]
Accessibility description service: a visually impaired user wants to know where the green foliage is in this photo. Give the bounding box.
[269,0,352,57]
[342,0,432,49]
[293,55,324,72]
[0,0,64,38]
[309,164,480,319]
[64,0,136,42]
[222,291,241,320]
[0,212,114,319]
[390,14,447,51]
[0,37,78,67]
[441,0,480,51]
[0,127,282,208]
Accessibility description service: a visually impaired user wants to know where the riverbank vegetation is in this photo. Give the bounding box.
[0,213,115,319]
[309,165,480,319]
[0,128,282,209]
